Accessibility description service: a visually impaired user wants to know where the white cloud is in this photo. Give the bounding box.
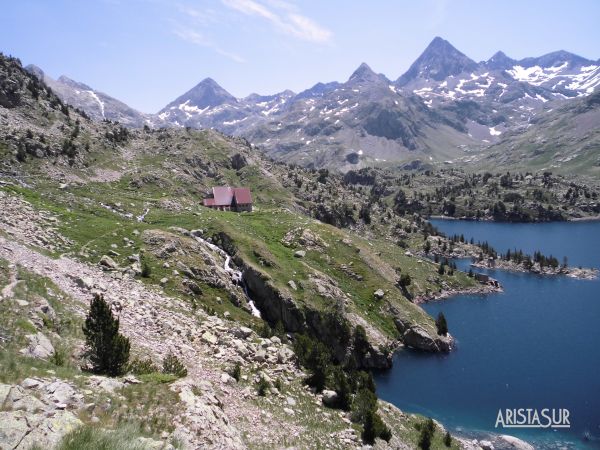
[221,0,332,44]
[173,26,246,63]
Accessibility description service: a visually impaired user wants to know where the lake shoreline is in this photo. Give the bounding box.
[413,281,503,304]
[471,258,599,280]
[376,219,600,450]
[429,214,600,223]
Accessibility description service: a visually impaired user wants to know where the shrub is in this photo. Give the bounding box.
[444,430,452,447]
[256,376,270,396]
[349,370,376,393]
[82,294,130,376]
[162,353,188,378]
[258,322,272,338]
[274,377,283,392]
[351,387,377,424]
[330,366,351,410]
[139,372,178,384]
[140,254,151,278]
[397,273,412,289]
[50,344,69,367]
[353,325,370,358]
[293,334,330,392]
[361,409,391,444]
[274,320,286,341]
[418,418,435,450]
[128,357,159,375]
[231,362,242,382]
[56,424,146,450]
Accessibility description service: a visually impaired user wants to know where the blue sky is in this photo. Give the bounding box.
[2,0,599,113]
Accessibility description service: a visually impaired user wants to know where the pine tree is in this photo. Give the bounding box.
[361,408,377,444]
[82,294,130,376]
[418,418,435,450]
[444,430,452,447]
[436,312,448,336]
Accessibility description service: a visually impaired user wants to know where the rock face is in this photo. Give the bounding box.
[395,320,453,353]
[20,332,55,359]
[241,262,391,368]
[497,435,535,450]
[0,382,83,450]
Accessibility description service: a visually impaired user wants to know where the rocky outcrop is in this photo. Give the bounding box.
[20,332,54,359]
[0,381,83,450]
[241,261,392,368]
[394,319,453,352]
[472,258,598,280]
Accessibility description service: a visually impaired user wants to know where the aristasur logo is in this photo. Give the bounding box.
[495,408,570,429]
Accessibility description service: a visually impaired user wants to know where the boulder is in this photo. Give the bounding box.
[373,289,385,299]
[287,280,297,291]
[496,435,534,450]
[232,339,249,357]
[230,326,253,340]
[480,440,494,450]
[321,390,338,407]
[5,385,45,412]
[45,380,78,406]
[21,332,54,359]
[19,411,82,450]
[74,276,95,290]
[402,326,441,352]
[91,376,125,393]
[254,349,266,363]
[293,250,306,258]
[277,347,294,364]
[201,332,218,345]
[0,411,33,449]
[99,255,118,270]
[20,378,41,389]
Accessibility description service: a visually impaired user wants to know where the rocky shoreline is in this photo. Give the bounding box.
[412,281,503,304]
[472,258,598,280]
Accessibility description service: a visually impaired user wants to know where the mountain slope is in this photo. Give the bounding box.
[473,88,600,176]
[24,64,153,127]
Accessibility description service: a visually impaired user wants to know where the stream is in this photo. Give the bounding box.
[192,234,261,318]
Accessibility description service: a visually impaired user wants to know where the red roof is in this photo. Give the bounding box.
[233,187,252,205]
[204,187,252,207]
[212,187,234,206]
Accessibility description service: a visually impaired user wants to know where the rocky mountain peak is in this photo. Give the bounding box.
[485,51,516,70]
[397,36,479,85]
[348,62,383,84]
[519,50,593,69]
[162,77,238,111]
[56,75,93,91]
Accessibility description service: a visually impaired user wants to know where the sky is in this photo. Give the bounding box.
[2,0,599,113]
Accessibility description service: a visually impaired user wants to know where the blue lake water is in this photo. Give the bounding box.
[375,220,600,449]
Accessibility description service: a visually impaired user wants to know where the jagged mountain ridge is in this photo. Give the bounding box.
[24,38,600,171]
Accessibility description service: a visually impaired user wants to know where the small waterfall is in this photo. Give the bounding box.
[193,235,261,318]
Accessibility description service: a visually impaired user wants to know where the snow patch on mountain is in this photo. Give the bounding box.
[87,90,105,118]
